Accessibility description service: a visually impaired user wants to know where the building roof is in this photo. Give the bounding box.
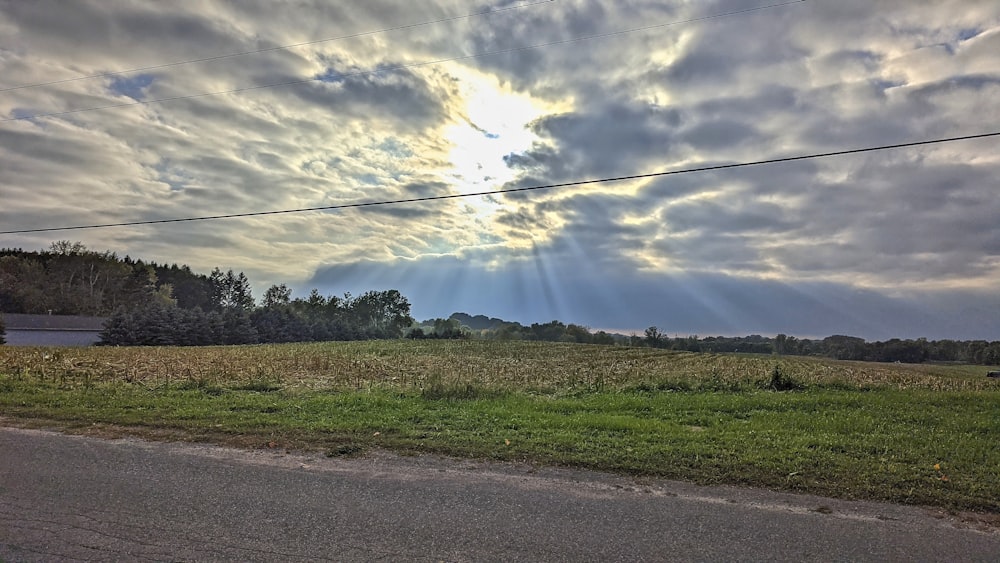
[2,313,107,331]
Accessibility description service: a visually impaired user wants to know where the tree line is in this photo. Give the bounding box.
[408,317,620,345]
[1,242,412,346]
[1,242,998,364]
[408,316,1000,366]
[635,327,1000,365]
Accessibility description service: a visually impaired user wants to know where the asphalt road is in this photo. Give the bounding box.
[1,427,998,562]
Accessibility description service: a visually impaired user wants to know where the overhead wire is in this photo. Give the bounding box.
[1,0,807,123]
[0,0,558,93]
[2,130,996,235]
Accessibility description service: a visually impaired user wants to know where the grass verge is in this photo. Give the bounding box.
[1,371,997,513]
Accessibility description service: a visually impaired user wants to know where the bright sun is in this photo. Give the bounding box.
[442,69,551,219]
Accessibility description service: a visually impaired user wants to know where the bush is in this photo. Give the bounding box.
[766,364,805,391]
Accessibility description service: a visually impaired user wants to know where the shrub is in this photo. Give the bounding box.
[766,364,805,391]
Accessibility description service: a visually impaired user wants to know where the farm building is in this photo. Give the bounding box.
[2,313,107,346]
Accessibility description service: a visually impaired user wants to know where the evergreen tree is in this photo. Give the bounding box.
[220,310,258,345]
[261,284,292,308]
[99,309,138,346]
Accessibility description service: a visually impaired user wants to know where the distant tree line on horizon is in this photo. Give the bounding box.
[416,318,1000,366]
[635,327,1000,366]
[1,242,998,365]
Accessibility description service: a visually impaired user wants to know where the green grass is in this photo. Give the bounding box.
[1,340,999,512]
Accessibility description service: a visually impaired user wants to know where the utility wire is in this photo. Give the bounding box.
[0,0,557,94]
[3,130,995,235]
[2,0,807,123]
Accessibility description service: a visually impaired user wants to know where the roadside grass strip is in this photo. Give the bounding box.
[2,341,998,512]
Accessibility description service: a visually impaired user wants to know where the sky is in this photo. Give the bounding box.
[1,0,999,340]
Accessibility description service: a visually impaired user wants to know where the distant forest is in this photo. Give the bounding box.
[1,242,998,365]
[418,316,1000,366]
[0,242,413,345]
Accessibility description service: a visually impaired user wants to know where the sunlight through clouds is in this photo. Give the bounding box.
[441,66,553,227]
[1,0,999,338]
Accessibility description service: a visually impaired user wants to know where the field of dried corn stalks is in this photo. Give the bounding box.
[2,340,996,393]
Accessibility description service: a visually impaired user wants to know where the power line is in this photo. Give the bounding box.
[0,0,558,94]
[1,0,807,123]
[3,130,995,235]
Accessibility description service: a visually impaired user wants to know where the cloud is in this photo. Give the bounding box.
[286,62,451,128]
[1,0,999,339]
[520,100,683,179]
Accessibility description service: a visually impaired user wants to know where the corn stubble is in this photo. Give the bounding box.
[1,340,995,393]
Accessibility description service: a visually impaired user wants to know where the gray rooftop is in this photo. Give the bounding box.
[2,313,107,331]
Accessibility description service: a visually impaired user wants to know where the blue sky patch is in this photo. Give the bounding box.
[154,159,191,192]
[10,108,35,120]
[316,68,347,84]
[957,28,980,41]
[377,137,413,158]
[109,73,154,101]
[357,173,380,186]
